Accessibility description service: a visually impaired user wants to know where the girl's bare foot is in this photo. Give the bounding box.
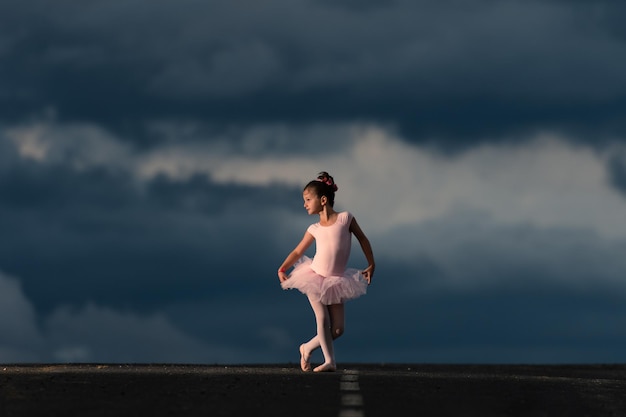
[313,362,336,372]
[299,344,312,372]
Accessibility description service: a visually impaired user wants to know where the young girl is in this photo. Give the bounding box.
[278,172,375,372]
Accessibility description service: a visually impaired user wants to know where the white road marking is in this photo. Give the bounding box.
[339,370,364,417]
[342,394,364,406]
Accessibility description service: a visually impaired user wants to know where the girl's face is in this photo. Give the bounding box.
[303,188,324,215]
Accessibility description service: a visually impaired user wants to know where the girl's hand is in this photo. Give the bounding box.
[278,271,289,283]
[362,264,375,285]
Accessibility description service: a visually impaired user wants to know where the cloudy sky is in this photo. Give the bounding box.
[2,0,626,365]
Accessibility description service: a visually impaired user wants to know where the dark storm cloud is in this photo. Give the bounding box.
[348,278,626,363]
[0,147,300,313]
[2,0,626,147]
[344,217,626,363]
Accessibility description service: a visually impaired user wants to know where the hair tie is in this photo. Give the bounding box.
[316,178,338,192]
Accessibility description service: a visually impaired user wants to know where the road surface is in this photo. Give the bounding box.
[1,363,625,416]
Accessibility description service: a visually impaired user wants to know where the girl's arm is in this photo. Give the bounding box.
[350,217,375,284]
[277,231,315,283]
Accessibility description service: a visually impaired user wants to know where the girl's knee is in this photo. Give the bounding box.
[332,326,344,339]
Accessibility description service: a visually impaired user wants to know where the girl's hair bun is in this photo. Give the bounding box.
[316,171,338,192]
[303,171,338,207]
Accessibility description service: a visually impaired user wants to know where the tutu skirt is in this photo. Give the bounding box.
[281,256,368,305]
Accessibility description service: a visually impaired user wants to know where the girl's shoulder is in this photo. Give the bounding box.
[338,211,353,225]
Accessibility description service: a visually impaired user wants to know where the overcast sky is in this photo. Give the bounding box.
[2,0,626,365]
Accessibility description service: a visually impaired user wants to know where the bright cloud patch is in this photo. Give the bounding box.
[6,120,133,171]
[4,120,626,241]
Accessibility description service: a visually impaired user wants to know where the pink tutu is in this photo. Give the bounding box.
[281,256,368,305]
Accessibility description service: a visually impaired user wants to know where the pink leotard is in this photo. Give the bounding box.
[308,211,353,277]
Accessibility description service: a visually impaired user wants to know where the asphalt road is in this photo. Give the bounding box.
[1,363,625,416]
